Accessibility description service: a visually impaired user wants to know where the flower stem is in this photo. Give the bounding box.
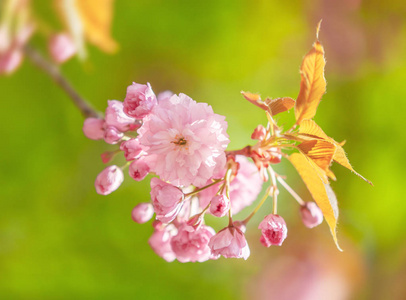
[277,176,305,205]
[269,167,278,214]
[23,45,101,119]
[184,179,224,197]
[225,146,251,157]
[242,185,272,224]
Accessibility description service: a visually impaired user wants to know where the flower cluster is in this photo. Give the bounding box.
[83,26,370,261]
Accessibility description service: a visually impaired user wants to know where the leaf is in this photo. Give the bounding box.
[265,97,295,116]
[294,22,326,124]
[289,152,342,250]
[298,139,336,172]
[299,120,373,185]
[241,91,268,111]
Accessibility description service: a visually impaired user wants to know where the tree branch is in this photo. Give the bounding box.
[23,45,101,119]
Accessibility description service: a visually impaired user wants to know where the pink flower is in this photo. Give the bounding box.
[120,139,143,161]
[258,214,287,247]
[48,33,76,63]
[123,82,157,119]
[138,93,229,187]
[208,226,250,260]
[0,49,22,75]
[82,118,105,140]
[251,125,267,140]
[199,156,263,214]
[105,100,137,132]
[129,158,150,181]
[170,224,216,263]
[95,165,124,195]
[104,126,123,144]
[300,202,323,228]
[131,203,154,223]
[148,224,177,262]
[157,90,174,102]
[209,194,230,217]
[150,177,184,223]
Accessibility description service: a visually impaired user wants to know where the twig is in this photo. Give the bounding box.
[23,45,101,119]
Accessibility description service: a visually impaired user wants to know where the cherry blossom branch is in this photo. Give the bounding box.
[23,45,101,119]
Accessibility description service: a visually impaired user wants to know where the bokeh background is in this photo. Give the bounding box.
[1,0,406,299]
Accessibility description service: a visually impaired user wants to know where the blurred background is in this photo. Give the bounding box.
[1,0,405,299]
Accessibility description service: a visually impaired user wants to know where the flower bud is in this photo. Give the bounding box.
[131,203,154,224]
[128,158,150,181]
[0,50,22,75]
[120,139,143,161]
[104,126,123,144]
[208,226,250,260]
[105,100,136,132]
[300,202,323,228]
[251,125,267,140]
[209,194,230,217]
[95,165,124,195]
[258,214,287,247]
[100,151,117,164]
[83,118,105,140]
[123,82,157,119]
[48,33,76,64]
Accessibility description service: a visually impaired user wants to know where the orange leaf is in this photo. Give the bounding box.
[241,91,268,111]
[289,152,342,250]
[294,23,326,124]
[298,139,336,172]
[265,97,295,116]
[299,120,372,185]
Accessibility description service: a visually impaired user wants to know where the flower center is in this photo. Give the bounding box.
[172,136,187,146]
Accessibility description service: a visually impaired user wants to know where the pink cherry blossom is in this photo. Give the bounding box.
[48,33,76,63]
[251,124,267,140]
[104,126,123,144]
[123,82,157,119]
[209,194,230,217]
[199,155,263,214]
[129,158,150,181]
[138,93,229,187]
[148,224,177,262]
[170,224,216,263]
[150,177,184,223]
[157,90,174,102]
[258,214,288,247]
[208,226,250,260]
[82,118,105,140]
[105,100,137,132]
[300,202,323,228]
[95,165,124,195]
[120,139,143,161]
[131,203,154,223]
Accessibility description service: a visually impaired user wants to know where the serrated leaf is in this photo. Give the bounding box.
[299,120,372,185]
[289,152,342,250]
[294,24,326,124]
[265,97,295,116]
[298,139,336,172]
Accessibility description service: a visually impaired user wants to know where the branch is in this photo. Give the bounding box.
[23,45,101,119]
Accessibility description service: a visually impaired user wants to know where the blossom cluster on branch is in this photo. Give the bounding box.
[83,24,371,262]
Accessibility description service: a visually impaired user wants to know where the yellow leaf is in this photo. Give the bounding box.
[265,97,295,116]
[298,139,336,172]
[299,120,372,185]
[294,23,326,124]
[289,152,342,250]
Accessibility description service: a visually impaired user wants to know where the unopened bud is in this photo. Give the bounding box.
[300,202,323,228]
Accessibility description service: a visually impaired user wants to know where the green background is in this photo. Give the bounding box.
[1,0,405,299]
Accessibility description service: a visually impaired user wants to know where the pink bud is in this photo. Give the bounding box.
[48,33,76,64]
[209,194,230,217]
[123,82,157,119]
[148,225,177,262]
[258,214,287,247]
[95,165,124,195]
[150,177,184,223]
[128,158,150,181]
[300,202,323,228]
[0,50,22,75]
[131,203,154,223]
[105,100,137,132]
[120,139,143,161]
[186,214,203,230]
[208,226,250,260]
[104,126,123,144]
[83,118,105,140]
[251,125,267,140]
[100,151,117,164]
[170,224,216,263]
